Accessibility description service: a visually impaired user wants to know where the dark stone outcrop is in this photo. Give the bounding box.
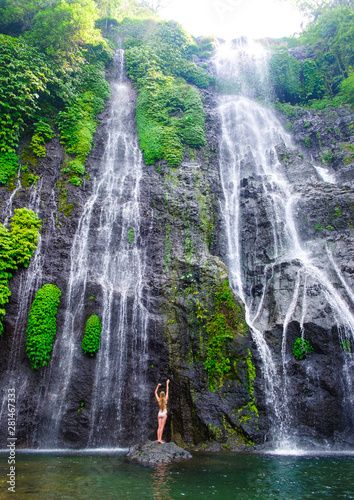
[140,87,260,448]
[275,105,354,183]
[126,440,192,465]
[288,46,316,62]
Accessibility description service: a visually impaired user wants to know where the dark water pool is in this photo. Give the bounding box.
[1,451,353,499]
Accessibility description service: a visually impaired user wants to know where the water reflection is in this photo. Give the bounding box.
[1,452,353,499]
[151,464,174,499]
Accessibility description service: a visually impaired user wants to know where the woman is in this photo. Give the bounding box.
[155,379,169,444]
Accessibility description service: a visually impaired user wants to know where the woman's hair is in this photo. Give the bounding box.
[158,391,166,411]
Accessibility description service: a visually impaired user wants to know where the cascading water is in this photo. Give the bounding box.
[215,42,354,449]
[0,178,57,443]
[37,49,150,448]
[0,50,150,448]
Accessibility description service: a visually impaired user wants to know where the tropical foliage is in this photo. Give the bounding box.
[121,18,213,167]
[270,4,354,108]
[0,0,113,185]
[82,314,102,355]
[0,209,41,334]
[26,284,61,369]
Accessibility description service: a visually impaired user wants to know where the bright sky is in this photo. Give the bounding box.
[158,0,304,40]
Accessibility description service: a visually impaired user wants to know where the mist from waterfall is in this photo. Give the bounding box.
[215,41,354,450]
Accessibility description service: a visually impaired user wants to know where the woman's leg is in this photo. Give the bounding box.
[157,417,164,442]
[159,414,167,443]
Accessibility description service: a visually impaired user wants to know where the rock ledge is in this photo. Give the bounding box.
[126,440,192,465]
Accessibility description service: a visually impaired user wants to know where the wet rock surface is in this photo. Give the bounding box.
[0,56,353,452]
[126,440,192,464]
[242,103,354,445]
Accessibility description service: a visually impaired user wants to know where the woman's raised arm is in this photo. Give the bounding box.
[155,383,161,402]
[166,379,170,401]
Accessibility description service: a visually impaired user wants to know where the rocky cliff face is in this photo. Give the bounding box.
[140,88,260,449]
[271,105,354,447]
[0,51,353,451]
[0,60,258,450]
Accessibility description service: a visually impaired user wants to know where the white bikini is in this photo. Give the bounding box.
[158,410,167,418]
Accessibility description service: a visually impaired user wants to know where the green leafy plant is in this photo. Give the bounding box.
[270,6,354,108]
[0,4,112,187]
[285,121,293,131]
[205,279,247,390]
[0,152,19,184]
[57,89,108,181]
[82,314,102,356]
[128,228,135,244]
[293,337,314,360]
[333,206,342,218]
[123,19,210,167]
[314,223,323,231]
[269,49,301,104]
[30,120,55,157]
[68,176,83,186]
[341,339,351,353]
[26,284,62,369]
[321,152,333,165]
[0,35,52,157]
[0,208,41,334]
[196,299,207,324]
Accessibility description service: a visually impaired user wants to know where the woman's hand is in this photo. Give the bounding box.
[166,379,170,385]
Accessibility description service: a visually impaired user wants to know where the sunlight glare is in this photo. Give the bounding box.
[159,0,304,40]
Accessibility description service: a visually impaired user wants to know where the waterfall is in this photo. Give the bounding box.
[0,50,150,448]
[215,42,354,449]
[0,178,55,443]
[34,49,150,447]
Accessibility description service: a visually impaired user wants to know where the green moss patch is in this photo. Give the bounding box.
[205,279,247,391]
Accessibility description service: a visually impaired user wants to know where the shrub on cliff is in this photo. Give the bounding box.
[204,279,247,391]
[0,35,53,183]
[82,314,102,356]
[269,6,354,108]
[26,284,62,369]
[0,209,41,335]
[122,19,212,167]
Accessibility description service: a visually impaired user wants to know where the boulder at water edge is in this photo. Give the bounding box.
[126,440,192,465]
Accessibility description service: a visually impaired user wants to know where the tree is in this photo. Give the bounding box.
[289,0,353,21]
[23,0,102,58]
[0,0,57,35]
[94,0,123,18]
[137,0,173,13]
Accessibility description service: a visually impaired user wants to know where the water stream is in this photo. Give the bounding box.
[40,49,150,447]
[0,50,150,448]
[215,43,354,449]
